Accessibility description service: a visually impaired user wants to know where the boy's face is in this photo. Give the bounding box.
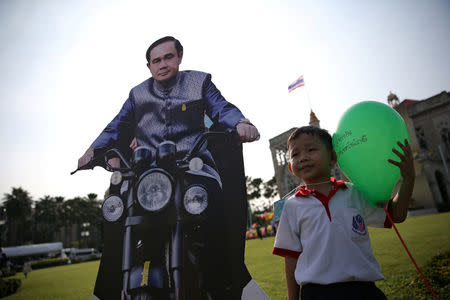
[288,133,336,184]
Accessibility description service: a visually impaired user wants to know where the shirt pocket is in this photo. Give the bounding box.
[172,99,206,128]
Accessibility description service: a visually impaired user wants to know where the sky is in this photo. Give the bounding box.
[0,0,449,202]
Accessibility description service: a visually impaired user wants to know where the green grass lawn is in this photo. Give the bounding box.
[5,260,99,300]
[4,212,450,299]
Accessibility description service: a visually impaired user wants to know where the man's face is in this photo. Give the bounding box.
[147,41,182,84]
[288,134,336,184]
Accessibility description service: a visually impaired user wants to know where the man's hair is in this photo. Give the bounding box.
[287,126,333,152]
[146,36,183,62]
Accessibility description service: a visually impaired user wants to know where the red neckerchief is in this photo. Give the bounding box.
[294,177,346,197]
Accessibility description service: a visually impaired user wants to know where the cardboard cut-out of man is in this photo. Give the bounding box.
[77,36,267,299]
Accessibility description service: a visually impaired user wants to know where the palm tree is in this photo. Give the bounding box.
[33,196,65,243]
[3,187,33,246]
[63,195,102,248]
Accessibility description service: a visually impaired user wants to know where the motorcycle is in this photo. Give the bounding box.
[72,129,251,300]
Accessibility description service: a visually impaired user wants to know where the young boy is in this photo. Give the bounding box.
[273,126,415,300]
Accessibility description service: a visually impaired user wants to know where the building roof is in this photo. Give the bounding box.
[400,99,420,107]
[2,242,63,257]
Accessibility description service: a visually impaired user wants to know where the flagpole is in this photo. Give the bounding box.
[303,76,312,112]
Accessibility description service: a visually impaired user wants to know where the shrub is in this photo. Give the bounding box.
[30,257,70,270]
[71,253,101,264]
[0,278,21,298]
[0,268,16,278]
[437,202,450,212]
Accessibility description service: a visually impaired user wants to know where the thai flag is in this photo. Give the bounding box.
[288,75,305,93]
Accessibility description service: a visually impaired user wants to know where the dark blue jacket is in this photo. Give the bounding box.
[90,70,246,184]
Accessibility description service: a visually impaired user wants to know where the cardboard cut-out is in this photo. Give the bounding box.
[90,124,267,299]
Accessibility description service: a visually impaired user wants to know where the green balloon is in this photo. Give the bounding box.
[332,101,410,207]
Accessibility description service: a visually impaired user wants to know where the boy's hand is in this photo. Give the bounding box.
[388,139,415,223]
[388,139,415,182]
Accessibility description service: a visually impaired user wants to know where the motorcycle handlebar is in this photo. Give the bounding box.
[70,156,103,175]
[104,148,132,170]
[182,129,237,163]
[71,129,238,175]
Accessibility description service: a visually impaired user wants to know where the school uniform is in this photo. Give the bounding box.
[273,177,392,299]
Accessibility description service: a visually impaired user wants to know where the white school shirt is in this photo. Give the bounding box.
[273,178,392,286]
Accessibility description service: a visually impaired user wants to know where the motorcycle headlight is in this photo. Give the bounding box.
[102,195,124,222]
[184,185,208,215]
[137,171,172,212]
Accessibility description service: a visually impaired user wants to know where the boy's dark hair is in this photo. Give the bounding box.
[287,126,333,152]
[146,36,183,62]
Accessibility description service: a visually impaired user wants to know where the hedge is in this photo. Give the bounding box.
[71,254,101,264]
[0,269,16,278]
[31,257,70,270]
[0,278,21,298]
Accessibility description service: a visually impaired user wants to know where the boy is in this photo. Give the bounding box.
[273,126,415,300]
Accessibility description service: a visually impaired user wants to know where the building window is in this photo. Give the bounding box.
[276,149,288,166]
[440,127,450,156]
[435,171,449,204]
[415,127,428,150]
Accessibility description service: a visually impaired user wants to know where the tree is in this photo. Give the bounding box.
[87,193,98,201]
[33,196,65,243]
[263,176,278,199]
[246,176,279,220]
[246,176,264,200]
[63,195,102,248]
[3,187,33,246]
[0,206,6,246]
[246,176,279,201]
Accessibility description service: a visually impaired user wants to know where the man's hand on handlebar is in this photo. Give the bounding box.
[107,157,121,170]
[107,139,137,169]
[78,138,138,171]
[236,123,260,143]
[78,147,94,169]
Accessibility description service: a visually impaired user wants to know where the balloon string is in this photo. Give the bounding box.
[383,206,439,300]
[302,180,331,186]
